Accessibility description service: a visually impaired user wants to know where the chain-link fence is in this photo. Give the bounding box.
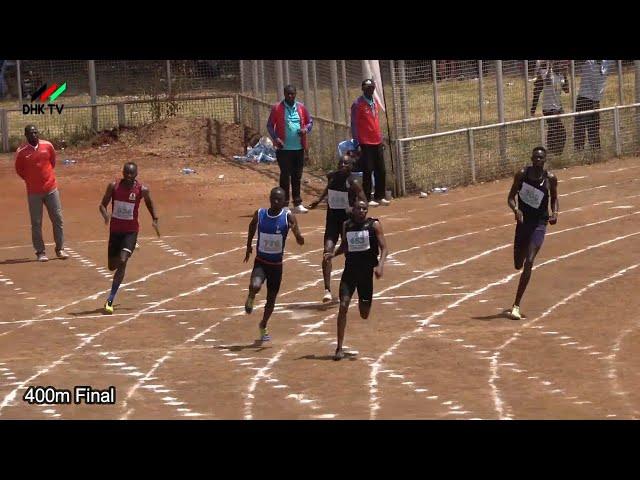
[1,95,238,152]
[396,103,640,194]
[389,60,640,137]
[2,59,639,199]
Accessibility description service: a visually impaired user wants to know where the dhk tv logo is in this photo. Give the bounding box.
[22,82,67,115]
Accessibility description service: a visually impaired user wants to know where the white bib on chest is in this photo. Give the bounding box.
[346,230,371,252]
[328,189,350,210]
[519,182,544,209]
[112,200,135,220]
[258,233,284,254]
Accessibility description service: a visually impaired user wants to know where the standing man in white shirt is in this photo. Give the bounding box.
[574,60,612,151]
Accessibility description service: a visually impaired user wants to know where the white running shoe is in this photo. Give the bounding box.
[368,200,379,207]
[379,198,391,206]
[294,205,309,214]
[56,248,69,259]
[323,289,332,303]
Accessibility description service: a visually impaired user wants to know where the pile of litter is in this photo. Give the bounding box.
[233,137,277,164]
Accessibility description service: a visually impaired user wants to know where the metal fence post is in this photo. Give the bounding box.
[478,60,484,125]
[496,60,507,160]
[396,138,406,196]
[88,60,98,131]
[0,109,9,153]
[311,60,319,119]
[301,60,310,106]
[117,103,125,127]
[431,60,439,132]
[468,128,476,183]
[362,60,371,79]
[540,117,545,146]
[398,60,410,137]
[330,61,341,149]
[275,60,284,101]
[16,60,23,105]
[259,60,266,101]
[283,60,290,86]
[524,60,530,117]
[617,60,624,105]
[166,60,172,96]
[635,61,640,148]
[390,60,405,196]
[329,61,341,123]
[239,60,246,93]
[570,60,576,111]
[614,106,621,156]
[341,60,349,124]
[252,60,260,133]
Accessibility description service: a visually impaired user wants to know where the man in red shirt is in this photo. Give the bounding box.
[350,79,390,207]
[14,125,68,262]
[99,162,158,314]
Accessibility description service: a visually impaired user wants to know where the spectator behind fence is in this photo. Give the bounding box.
[351,79,390,207]
[530,60,570,155]
[266,84,313,214]
[574,60,612,151]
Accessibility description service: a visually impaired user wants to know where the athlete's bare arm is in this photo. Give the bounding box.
[99,181,116,225]
[308,186,328,209]
[350,178,367,204]
[373,220,388,279]
[508,169,526,224]
[142,186,159,230]
[287,211,305,246]
[548,172,559,225]
[327,222,348,260]
[244,210,259,263]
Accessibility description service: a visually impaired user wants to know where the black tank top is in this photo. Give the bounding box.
[344,217,379,267]
[517,166,550,225]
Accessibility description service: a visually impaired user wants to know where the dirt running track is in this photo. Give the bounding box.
[1,148,639,420]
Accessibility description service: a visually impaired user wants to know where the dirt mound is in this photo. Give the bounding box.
[118,116,210,157]
[69,116,260,162]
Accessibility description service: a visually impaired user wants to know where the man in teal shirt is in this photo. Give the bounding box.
[267,85,314,214]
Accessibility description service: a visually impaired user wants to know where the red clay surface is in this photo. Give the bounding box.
[1,133,640,419]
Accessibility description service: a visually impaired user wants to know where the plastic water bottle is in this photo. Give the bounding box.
[181,168,196,175]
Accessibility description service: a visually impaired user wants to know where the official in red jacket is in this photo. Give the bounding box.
[267,85,314,214]
[351,79,390,206]
[14,125,68,262]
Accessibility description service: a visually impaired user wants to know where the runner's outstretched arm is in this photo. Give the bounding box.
[374,220,388,279]
[548,173,559,224]
[244,210,258,262]
[99,182,116,225]
[142,186,159,230]
[288,211,305,245]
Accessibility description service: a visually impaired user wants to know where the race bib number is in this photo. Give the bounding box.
[328,189,350,210]
[112,200,135,220]
[346,230,371,252]
[519,182,544,209]
[258,233,283,254]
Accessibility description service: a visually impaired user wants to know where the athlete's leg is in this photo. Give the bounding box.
[335,269,356,360]
[357,267,374,319]
[245,261,266,314]
[513,223,530,270]
[513,225,546,311]
[322,238,336,294]
[105,233,137,312]
[108,249,131,302]
[259,264,282,337]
